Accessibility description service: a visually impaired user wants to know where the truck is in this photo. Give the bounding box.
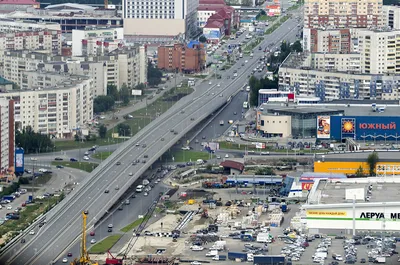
[219,120,224,126]
[212,255,227,261]
[253,255,285,264]
[228,252,247,261]
[281,204,288,212]
[206,250,218,257]
[250,53,254,58]
[3,195,15,201]
[375,256,386,263]
[239,53,243,58]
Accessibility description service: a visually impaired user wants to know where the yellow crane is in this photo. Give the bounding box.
[70,212,99,265]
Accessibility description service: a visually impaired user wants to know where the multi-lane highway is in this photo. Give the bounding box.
[0,17,302,265]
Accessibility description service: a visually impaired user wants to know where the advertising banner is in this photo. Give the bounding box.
[15,148,24,175]
[255,142,265,149]
[132,90,142,96]
[256,111,261,130]
[306,210,347,217]
[301,182,313,191]
[317,116,330,139]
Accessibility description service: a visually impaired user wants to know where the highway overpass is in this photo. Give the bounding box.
[0,17,301,265]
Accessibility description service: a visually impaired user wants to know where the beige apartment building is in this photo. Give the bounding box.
[303,0,383,29]
[279,52,400,101]
[0,71,93,137]
[0,19,61,33]
[303,28,353,53]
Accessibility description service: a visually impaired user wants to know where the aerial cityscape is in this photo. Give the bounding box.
[0,0,399,264]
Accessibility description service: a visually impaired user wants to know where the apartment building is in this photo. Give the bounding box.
[71,27,124,56]
[44,61,107,97]
[0,99,14,173]
[74,46,148,89]
[356,29,400,75]
[0,19,60,33]
[158,42,205,73]
[278,52,400,101]
[309,53,362,73]
[303,0,382,29]
[1,51,54,86]
[123,0,199,38]
[0,71,93,138]
[383,5,400,30]
[303,28,352,53]
[0,30,62,64]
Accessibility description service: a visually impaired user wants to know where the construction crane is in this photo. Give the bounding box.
[70,212,99,265]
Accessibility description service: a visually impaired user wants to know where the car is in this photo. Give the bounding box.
[108,224,113,228]
[21,238,26,243]
[118,206,123,210]
[217,83,220,87]
[132,162,137,165]
[29,230,35,235]
[190,117,194,121]
[67,253,72,257]
[54,157,63,161]
[161,138,164,141]
[104,189,109,193]
[116,162,121,165]
[129,172,133,176]
[84,210,89,214]
[56,165,64,169]
[225,154,229,158]
[142,144,147,148]
[144,192,148,196]
[108,228,113,232]
[90,231,95,236]
[202,136,206,139]
[144,155,148,158]
[191,262,201,265]
[360,258,366,263]
[6,205,12,210]
[135,143,139,146]
[83,156,89,161]
[70,158,77,162]
[208,81,212,85]
[84,151,89,155]
[142,160,146,163]
[62,258,68,263]
[90,239,96,244]
[233,73,238,77]
[115,186,119,190]
[131,194,136,198]
[233,111,237,115]
[30,157,37,161]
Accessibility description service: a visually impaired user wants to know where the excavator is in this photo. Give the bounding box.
[70,212,99,265]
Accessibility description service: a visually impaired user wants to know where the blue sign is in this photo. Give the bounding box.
[329,116,400,140]
[15,148,24,175]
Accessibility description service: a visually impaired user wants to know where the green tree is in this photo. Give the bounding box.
[147,62,163,87]
[98,124,107,138]
[107,84,119,100]
[199,36,207,43]
[15,126,54,154]
[355,166,365,178]
[255,167,275,175]
[93,95,115,113]
[291,40,303,52]
[119,84,131,105]
[367,152,379,176]
[117,123,131,137]
[249,76,278,106]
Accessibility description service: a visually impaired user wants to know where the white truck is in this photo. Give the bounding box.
[250,53,254,58]
[375,257,386,263]
[206,250,218,257]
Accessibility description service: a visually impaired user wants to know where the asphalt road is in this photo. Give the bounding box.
[1,17,302,265]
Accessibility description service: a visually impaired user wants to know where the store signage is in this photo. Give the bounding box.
[307,211,347,217]
[301,183,313,190]
[360,212,400,219]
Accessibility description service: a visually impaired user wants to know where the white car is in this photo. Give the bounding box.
[208,81,212,85]
[217,83,220,87]
[191,262,202,265]
[62,258,68,263]
[30,157,37,161]
[233,73,238,77]
[90,239,96,244]
[83,156,89,161]
[144,192,148,196]
[108,224,113,228]
[29,230,35,235]
[225,154,229,158]
[245,60,248,63]
[6,205,12,210]
[129,172,133,176]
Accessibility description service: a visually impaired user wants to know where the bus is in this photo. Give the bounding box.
[243,101,248,109]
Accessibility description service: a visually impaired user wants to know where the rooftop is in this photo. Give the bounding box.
[0,0,38,5]
[260,105,344,115]
[310,178,400,205]
[316,151,400,163]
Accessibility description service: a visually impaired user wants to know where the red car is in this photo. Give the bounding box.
[67,252,73,257]
[90,231,95,236]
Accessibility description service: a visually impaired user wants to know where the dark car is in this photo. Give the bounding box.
[108,228,113,232]
[144,155,148,158]
[104,189,109,193]
[116,162,121,165]
[54,157,63,161]
[70,158,77,162]
[84,210,89,214]
[360,258,366,263]
[56,165,64,169]
[118,206,123,211]
[21,238,25,243]
[67,252,73,257]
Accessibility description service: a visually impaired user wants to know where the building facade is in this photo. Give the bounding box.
[157,42,205,73]
[0,99,14,173]
[123,0,199,38]
[72,27,124,56]
[197,0,239,35]
[303,0,382,29]
[0,0,39,11]
[303,28,352,53]
[0,72,93,138]
[383,5,400,30]
[0,19,61,33]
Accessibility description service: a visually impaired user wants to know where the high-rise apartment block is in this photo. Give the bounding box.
[383,5,400,30]
[0,99,14,173]
[303,0,382,29]
[123,0,199,38]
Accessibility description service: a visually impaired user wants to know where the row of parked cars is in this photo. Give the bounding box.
[280,235,308,261]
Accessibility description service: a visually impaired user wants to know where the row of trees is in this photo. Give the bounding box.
[16,126,54,154]
[354,152,380,177]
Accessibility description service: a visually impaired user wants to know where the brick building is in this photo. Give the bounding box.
[157,42,205,73]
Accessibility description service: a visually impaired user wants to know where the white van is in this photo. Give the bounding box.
[136,185,144,193]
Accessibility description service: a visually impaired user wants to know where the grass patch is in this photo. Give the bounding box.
[35,173,52,185]
[91,151,113,160]
[162,150,210,163]
[120,216,150,233]
[265,15,290,35]
[89,234,122,254]
[51,161,98,173]
[54,139,118,152]
[0,196,62,243]
[287,3,302,11]
[257,15,277,21]
[107,86,194,138]
[244,37,264,52]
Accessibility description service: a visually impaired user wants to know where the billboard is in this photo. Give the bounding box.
[301,182,313,191]
[203,29,221,40]
[132,89,142,96]
[256,111,261,130]
[255,142,265,149]
[15,148,24,175]
[317,116,331,139]
[329,116,400,140]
